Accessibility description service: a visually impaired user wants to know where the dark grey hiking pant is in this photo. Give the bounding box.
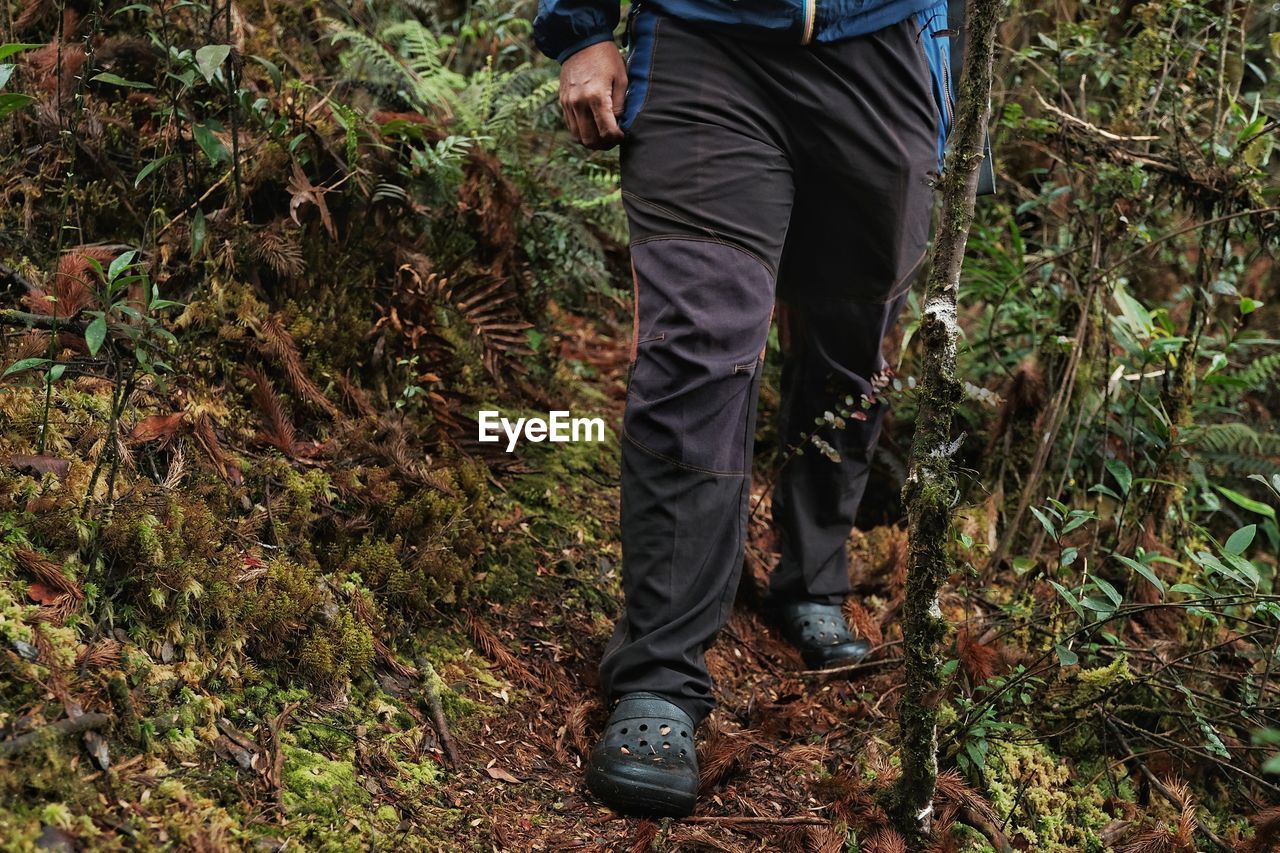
[599,7,944,724]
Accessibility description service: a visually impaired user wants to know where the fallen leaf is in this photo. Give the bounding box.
[3,454,70,481]
[485,765,521,784]
[27,583,61,606]
[129,412,185,444]
[288,162,337,239]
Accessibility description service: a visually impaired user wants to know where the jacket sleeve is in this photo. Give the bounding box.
[532,0,621,63]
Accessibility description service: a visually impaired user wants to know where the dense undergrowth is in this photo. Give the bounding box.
[0,0,1278,849]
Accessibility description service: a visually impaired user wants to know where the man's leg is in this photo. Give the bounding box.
[598,11,798,725]
[767,15,942,606]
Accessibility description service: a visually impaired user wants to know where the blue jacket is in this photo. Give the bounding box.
[533,0,946,62]
[533,0,956,167]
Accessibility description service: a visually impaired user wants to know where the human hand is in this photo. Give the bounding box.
[559,41,628,150]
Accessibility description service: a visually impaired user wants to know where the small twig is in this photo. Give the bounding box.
[1034,92,1159,141]
[722,626,785,677]
[1104,716,1230,851]
[0,308,88,333]
[0,712,110,757]
[795,648,897,678]
[682,815,831,826]
[419,660,461,766]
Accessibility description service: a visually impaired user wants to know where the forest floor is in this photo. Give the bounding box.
[406,310,998,852]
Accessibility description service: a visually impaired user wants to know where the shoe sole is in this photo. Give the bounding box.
[801,643,872,671]
[586,766,697,817]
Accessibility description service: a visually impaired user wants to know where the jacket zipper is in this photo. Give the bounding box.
[939,45,953,125]
[801,0,816,44]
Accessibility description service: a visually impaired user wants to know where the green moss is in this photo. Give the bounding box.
[281,744,370,820]
[984,740,1111,852]
[1072,655,1133,704]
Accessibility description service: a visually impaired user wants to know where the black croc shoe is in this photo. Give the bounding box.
[585,692,698,817]
[776,601,871,670]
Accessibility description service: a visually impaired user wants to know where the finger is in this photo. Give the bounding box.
[612,69,628,118]
[590,94,623,147]
[575,102,602,148]
[561,98,582,144]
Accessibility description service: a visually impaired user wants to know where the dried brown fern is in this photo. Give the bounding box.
[465,615,540,688]
[805,824,847,853]
[17,548,83,624]
[251,227,306,280]
[956,630,1000,684]
[627,821,659,853]
[241,366,299,457]
[22,246,116,317]
[191,411,242,485]
[862,827,908,853]
[335,372,377,419]
[395,252,531,383]
[76,639,122,670]
[845,598,884,648]
[1246,806,1280,853]
[258,313,340,419]
[556,698,599,760]
[698,725,760,792]
[1119,827,1178,853]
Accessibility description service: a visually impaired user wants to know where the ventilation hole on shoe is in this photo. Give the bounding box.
[659,725,671,735]
[679,749,687,756]
[620,728,628,734]
[639,739,648,747]
[663,742,670,750]
[619,745,630,754]
[802,620,810,626]
[639,724,648,732]
[680,731,688,738]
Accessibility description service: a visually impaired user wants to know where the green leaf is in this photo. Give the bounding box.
[0,64,15,89]
[195,44,231,83]
[1092,576,1123,606]
[2,356,50,377]
[1225,525,1257,556]
[1217,486,1277,521]
[1105,459,1132,496]
[1011,556,1037,575]
[48,363,65,382]
[1241,297,1264,315]
[1081,595,1117,614]
[192,123,228,164]
[0,92,35,118]
[191,208,207,257]
[135,154,175,188]
[108,249,137,281]
[0,44,43,62]
[1114,554,1165,596]
[1050,581,1085,620]
[965,741,987,771]
[1030,506,1057,540]
[251,54,282,91]
[84,314,108,356]
[1056,644,1078,666]
[1194,550,1255,589]
[90,71,154,89]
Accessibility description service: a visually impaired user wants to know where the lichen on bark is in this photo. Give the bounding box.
[890,0,1011,839]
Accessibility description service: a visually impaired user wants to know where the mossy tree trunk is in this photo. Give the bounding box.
[892,0,1009,839]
